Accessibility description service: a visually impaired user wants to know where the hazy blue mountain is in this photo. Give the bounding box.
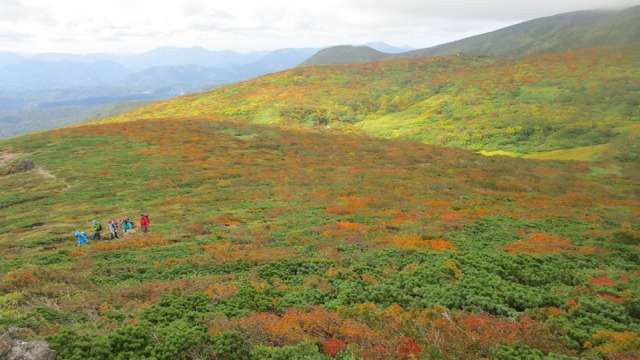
[117,46,268,69]
[0,60,131,91]
[32,52,116,63]
[366,42,413,53]
[119,65,233,94]
[0,52,26,67]
[238,48,321,77]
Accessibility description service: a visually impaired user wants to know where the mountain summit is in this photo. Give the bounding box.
[303,5,640,66]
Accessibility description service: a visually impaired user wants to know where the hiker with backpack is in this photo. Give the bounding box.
[74,231,88,247]
[108,219,120,239]
[91,220,102,241]
[140,214,150,234]
[121,217,133,234]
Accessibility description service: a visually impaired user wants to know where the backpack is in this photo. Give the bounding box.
[96,223,102,232]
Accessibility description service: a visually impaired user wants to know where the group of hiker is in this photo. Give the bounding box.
[75,214,150,247]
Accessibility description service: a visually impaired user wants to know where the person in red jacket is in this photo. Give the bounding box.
[140,213,150,234]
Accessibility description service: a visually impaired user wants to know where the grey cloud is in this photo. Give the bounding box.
[345,0,639,22]
[0,0,56,25]
[0,0,31,21]
[0,31,35,42]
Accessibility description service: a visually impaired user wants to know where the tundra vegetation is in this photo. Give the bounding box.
[1,40,639,359]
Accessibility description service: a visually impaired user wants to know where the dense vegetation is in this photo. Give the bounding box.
[104,44,640,162]
[1,118,638,359]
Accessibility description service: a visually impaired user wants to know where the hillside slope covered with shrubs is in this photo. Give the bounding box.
[1,119,639,358]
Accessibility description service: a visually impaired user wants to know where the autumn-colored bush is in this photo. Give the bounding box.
[92,235,171,252]
[500,232,595,255]
[383,235,457,251]
[321,337,348,356]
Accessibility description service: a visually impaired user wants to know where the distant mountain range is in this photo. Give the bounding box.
[2,3,639,139]
[0,46,326,138]
[0,42,412,138]
[302,5,640,66]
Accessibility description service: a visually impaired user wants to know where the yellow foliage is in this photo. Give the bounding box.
[444,259,462,279]
[593,331,640,353]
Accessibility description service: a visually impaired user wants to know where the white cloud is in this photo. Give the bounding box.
[0,0,637,54]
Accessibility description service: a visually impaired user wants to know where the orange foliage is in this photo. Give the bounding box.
[566,299,580,308]
[536,306,568,318]
[153,257,186,268]
[593,331,640,355]
[1,269,37,290]
[231,306,343,346]
[500,233,595,255]
[220,303,563,358]
[69,248,87,257]
[191,241,296,266]
[326,195,372,215]
[383,235,457,251]
[91,235,171,252]
[203,283,238,301]
[337,221,367,230]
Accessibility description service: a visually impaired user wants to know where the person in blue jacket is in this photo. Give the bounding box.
[75,231,88,247]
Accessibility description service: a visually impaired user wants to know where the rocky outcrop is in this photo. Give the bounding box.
[0,328,55,360]
[14,159,35,172]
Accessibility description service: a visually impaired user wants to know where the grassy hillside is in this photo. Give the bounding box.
[1,118,639,359]
[300,45,393,66]
[305,5,640,66]
[408,5,640,58]
[104,44,640,162]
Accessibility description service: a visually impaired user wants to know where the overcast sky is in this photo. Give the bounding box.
[1,0,638,55]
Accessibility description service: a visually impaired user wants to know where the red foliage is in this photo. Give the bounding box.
[596,294,624,304]
[397,337,423,359]
[589,274,616,287]
[322,338,348,356]
[362,345,388,360]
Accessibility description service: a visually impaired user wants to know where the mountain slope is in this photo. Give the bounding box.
[104,43,640,162]
[409,6,640,57]
[300,45,393,66]
[0,47,323,139]
[305,5,640,66]
[1,118,638,358]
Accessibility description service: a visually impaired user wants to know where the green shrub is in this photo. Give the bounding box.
[47,327,112,360]
[250,340,325,360]
[213,331,249,360]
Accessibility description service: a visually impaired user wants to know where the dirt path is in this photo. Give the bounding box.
[1,151,71,192]
[36,167,72,192]
[0,151,18,167]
